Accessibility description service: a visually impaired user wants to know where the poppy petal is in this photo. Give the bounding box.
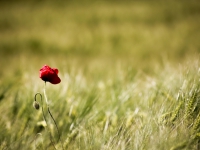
[39,65,61,84]
[52,68,58,74]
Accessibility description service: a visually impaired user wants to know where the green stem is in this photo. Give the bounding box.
[34,93,57,150]
[43,82,64,150]
[43,82,49,105]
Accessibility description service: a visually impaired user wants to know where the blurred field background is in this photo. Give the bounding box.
[0,0,200,149]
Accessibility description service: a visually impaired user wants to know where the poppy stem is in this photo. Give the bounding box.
[34,93,57,150]
[44,82,49,105]
[47,107,64,150]
[43,82,64,150]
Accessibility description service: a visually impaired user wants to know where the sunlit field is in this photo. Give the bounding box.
[1,0,200,149]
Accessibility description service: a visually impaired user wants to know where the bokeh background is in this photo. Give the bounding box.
[1,0,200,62]
[0,0,200,149]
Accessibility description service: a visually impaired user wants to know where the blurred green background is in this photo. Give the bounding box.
[0,0,200,149]
[1,0,200,61]
[1,0,200,108]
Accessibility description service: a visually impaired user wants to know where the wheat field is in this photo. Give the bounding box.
[0,0,200,149]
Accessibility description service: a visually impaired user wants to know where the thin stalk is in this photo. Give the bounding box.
[34,93,57,150]
[43,83,64,150]
[43,82,49,105]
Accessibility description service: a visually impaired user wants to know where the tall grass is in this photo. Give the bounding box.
[0,0,200,149]
[0,56,200,149]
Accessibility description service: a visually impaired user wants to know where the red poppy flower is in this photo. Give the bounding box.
[39,65,61,84]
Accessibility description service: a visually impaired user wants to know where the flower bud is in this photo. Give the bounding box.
[33,101,40,110]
